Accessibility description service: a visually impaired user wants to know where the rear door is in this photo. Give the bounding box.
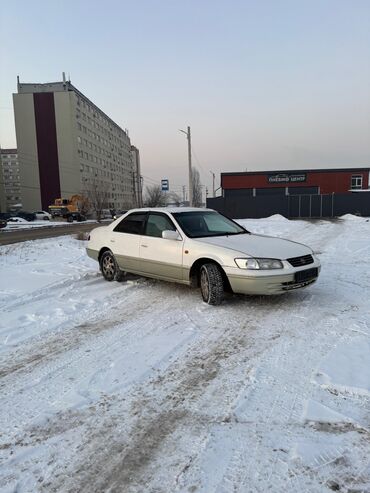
[110,212,147,272]
[140,212,184,280]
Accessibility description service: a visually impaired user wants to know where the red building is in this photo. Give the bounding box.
[221,167,370,196]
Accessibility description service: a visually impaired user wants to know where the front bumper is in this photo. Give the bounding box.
[225,261,321,295]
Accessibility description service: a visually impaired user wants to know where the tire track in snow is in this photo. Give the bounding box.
[0,283,200,435]
[176,307,370,492]
[0,280,148,379]
[44,297,300,493]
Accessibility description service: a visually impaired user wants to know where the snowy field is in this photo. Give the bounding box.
[0,215,369,493]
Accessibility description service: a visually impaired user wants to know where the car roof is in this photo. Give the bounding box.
[126,207,214,214]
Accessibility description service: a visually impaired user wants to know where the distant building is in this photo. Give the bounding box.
[13,74,138,212]
[208,167,370,219]
[0,157,5,212]
[221,168,370,196]
[131,145,142,207]
[0,148,21,211]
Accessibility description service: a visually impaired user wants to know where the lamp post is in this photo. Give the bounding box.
[179,126,192,207]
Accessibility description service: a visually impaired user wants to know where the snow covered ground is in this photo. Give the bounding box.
[2,219,99,231]
[0,216,369,493]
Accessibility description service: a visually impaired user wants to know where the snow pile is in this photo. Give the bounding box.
[339,213,367,221]
[314,338,370,397]
[2,219,99,231]
[264,213,290,221]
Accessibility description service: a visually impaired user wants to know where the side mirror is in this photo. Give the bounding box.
[162,230,181,241]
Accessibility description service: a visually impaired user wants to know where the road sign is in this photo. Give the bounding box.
[161,179,169,191]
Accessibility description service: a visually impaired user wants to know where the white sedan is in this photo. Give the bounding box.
[86,208,320,305]
[34,210,52,220]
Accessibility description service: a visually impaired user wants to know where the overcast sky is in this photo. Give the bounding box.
[0,0,369,194]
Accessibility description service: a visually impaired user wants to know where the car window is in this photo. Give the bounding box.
[145,213,176,238]
[202,213,240,234]
[114,212,147,234]
[173,211,247,238]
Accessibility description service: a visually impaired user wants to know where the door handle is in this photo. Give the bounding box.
[141,244,148,248]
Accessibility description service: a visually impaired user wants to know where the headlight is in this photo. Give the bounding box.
[234,258,283,270]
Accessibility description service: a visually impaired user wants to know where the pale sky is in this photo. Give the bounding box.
[0,0,369,195]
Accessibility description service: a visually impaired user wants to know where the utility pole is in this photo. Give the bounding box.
[139,175,143,207]
[182,185,186,203]
[179,126,193,206]
[210,171,215,197]
[132,171,137,208]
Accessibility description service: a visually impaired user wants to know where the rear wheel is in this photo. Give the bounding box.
[100,250,125,282]
[200,263,224,305]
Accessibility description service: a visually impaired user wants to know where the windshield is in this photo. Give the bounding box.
[172,211,248,238]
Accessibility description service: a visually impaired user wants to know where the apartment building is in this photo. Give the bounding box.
[13,75,139,212]
[0,148,21,211]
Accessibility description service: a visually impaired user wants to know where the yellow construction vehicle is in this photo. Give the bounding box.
[48,195,87,217]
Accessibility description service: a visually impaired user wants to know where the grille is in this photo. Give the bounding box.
[287,254,313,268]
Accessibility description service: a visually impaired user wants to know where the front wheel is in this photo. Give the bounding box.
[100,250,125,282]
[200,263,224,305]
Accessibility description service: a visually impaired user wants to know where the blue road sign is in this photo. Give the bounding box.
[161,179,169,191]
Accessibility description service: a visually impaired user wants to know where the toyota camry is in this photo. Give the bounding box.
[86,208,320,305]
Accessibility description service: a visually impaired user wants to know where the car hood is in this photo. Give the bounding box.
[196,233,312,259]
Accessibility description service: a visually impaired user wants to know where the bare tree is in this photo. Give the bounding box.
[76,195,91,217]
[144,185,166,207]
[167,191,182,206]
[84,179,110,222]
[192,167,203,207]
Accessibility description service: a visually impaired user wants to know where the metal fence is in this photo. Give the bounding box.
[207,192,370,219]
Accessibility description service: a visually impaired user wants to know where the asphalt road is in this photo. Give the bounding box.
[0,222,102,246]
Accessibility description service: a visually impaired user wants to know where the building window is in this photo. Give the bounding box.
[351,175,363,190]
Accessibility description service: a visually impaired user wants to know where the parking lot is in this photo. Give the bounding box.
[0,215,369,492]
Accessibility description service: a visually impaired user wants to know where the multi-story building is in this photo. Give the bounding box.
[0,148,21,211]
[13,74,138,212]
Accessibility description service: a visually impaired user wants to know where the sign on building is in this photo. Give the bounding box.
[161,179,169,191]
[268,173,306,184]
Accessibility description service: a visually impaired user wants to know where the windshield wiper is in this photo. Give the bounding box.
[218,231,249,236]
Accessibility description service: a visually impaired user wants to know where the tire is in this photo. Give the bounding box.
[100,250,125,282]
[200,263,224,305]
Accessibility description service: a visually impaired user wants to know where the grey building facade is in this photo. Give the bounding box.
[13,75,138,212]
[0,148,21,211]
